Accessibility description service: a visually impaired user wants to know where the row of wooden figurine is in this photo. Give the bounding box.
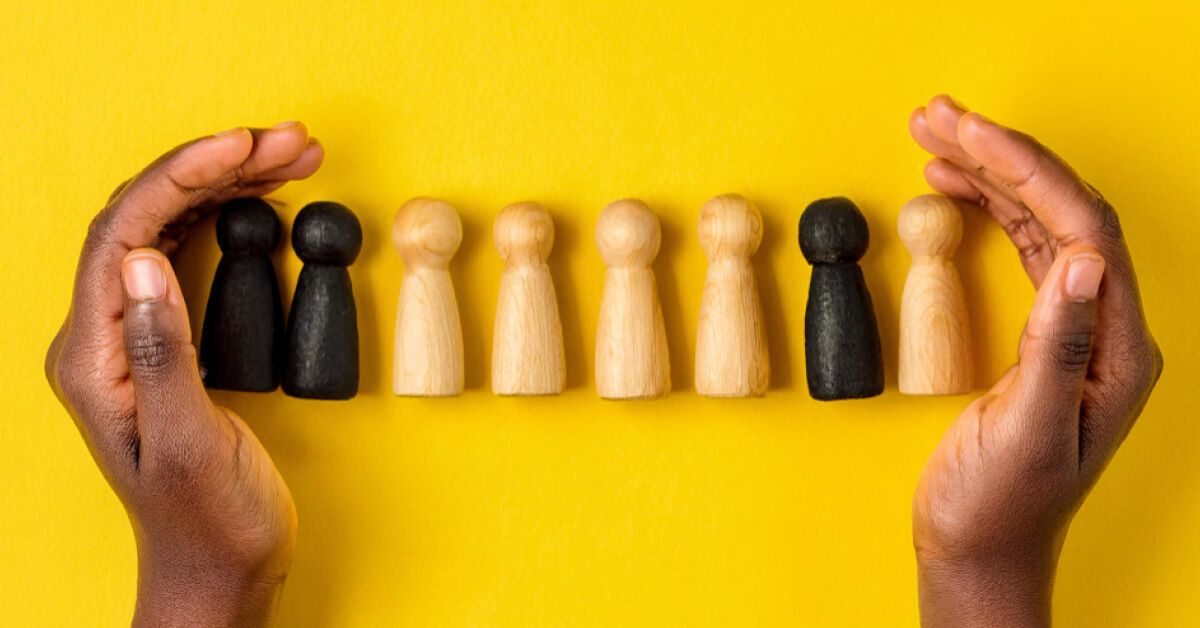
[393,193,973,400]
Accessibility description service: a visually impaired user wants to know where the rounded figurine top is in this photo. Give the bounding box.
[898,194,962,257]
[798,197,870,264]
[216,197,281,254]
[393,197,462,268]
[292,201,362,266]
[699,194,762,260]
[596,199,661,268]
[494,201,554,265]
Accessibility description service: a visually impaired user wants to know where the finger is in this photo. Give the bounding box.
[73,123,314,333]
[120,249,225,459]
[924,158,1056,284]
[914,99,984,172]
[956,112,1116,245]
[910,107,979,170]
[240,122,313,180]
[1008,245,1105,430]
[254,139,324,182]
[72,130,253,333]
[103,129,254,248]
[922,157,983,204]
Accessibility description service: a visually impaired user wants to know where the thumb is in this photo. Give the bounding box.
[1011,244,1105,417]
[120,248,213,445]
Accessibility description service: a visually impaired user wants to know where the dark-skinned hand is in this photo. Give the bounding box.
[45,123,322,627]
[909,96,1163,627]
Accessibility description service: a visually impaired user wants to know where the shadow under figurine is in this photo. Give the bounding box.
[283,201,362,400]
[799,197,884,400]
[199,198,285,392]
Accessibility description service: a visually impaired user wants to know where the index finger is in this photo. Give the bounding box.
[70,124,320,333]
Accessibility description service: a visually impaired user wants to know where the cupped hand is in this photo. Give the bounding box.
[45,123,322,627]
[908,96,1162,627]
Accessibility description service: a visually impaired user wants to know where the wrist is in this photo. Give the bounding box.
[133,553,287,628]
[916,550,1057,628]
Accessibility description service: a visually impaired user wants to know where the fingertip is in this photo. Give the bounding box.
[252,139,325,183]
[241,122,312,178]
[927,96,968,144]
[930,94,967,114]
[299,138,325,174]
[909,106,930,138]
[923,158,983,204]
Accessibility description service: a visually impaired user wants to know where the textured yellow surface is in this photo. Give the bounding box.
[1,2,1198,626]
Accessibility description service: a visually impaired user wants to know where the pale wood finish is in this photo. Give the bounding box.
[898,194,974,395]
[694,194,769,397]
[492,201,566,396]
[594,199,670,400]
[392,198,465,396]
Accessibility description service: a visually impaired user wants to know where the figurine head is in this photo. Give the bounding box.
[898,194,963,257]
[292,201,362,266]
[392,198,462,268]
[216,197,281,255]
[798,197,869,264]
[596,199,661,268]
[494,201,554,265]
[698,194,762,261]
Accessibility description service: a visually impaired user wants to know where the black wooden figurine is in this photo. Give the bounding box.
[799,197,884,400]
[283,201,362,400]
[199,198,285,392]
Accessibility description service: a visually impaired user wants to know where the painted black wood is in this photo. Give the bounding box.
[283,201,362,400]
[799,197,884,400]
[199,198,284,392]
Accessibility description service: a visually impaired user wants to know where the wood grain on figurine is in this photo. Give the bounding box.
[594,199,670,400]
[492,201,565,396]
[694,194,769,397]
[799,197,884,401]
[393,198,465,397]
[284,201,362,400]
[199,198,285,392]
[898,194,973,395]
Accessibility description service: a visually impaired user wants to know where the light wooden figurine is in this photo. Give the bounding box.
[392,198,464,396]
[694,194,769,397]
[594,199,670,399]
[898,194,974,395]
[492,201,565,395]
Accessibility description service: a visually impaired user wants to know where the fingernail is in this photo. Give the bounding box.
[272,120,300,129]
[1065,254,1105,302]
[123,255,167,301]
[213,127,246,138]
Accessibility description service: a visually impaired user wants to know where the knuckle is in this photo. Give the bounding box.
[1094,196,1123,240]
[1050,331,1094,373]
[126,331,184,376]
[1138,341,1165,392]
[44,329,65,389]
[52,342,92,404]
[84,211,116,247]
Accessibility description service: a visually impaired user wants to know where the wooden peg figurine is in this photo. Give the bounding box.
[694,194,769,397]
[491,201,565,395]
[594,199,670,399]
[199,198,285,392]
[898,194,973,395]
[284,201,362,400]
[392,198,464,396]
[799,197,884,401]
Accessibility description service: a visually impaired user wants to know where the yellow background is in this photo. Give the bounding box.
[2,2,1197,626]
